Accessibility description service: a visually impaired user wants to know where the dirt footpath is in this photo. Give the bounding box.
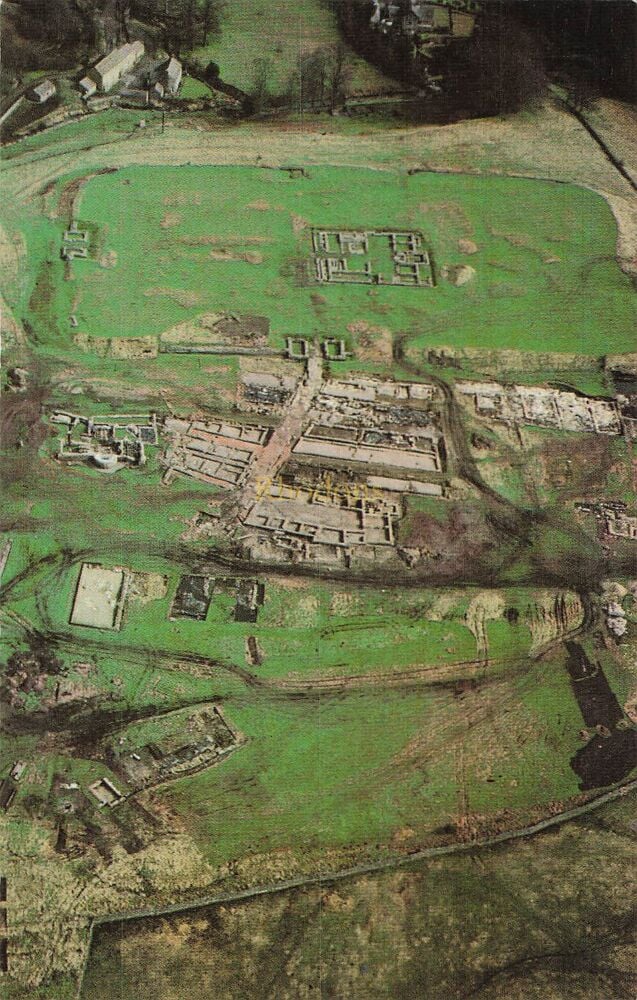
[589,99,637,185]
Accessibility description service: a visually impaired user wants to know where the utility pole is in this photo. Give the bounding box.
[162,109,165,133]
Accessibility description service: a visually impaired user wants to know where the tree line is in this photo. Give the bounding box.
[335,0,550,117]
[2,0,224,84]
[244,43,352,114]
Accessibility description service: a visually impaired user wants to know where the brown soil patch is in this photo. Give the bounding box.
[442,263,476,286]
[606,351,637,375]
[247,199,270,211]
[390,826,418,848]
[292,214,308,234]
[56,168,116,220]
[99,250,118,269]
[347,321,393,363]
[178,235,268,247]
[144,287,202,308]
[160,212,183,229]
[74,333,158,359]
[417,344,599,377]
[537,433,617,499]
[399,504,495,573]
[329,591,358,615]
[128,572,168,604]
[321,889,355,912]
[0,382,47,455]
[209,249,264,264]
[161,312,269,347]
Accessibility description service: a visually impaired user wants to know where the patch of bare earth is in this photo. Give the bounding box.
[178,234,269,246]
[209,249,264,264]
[160,211,183,228]
[347,321,393,363]
[99,250,118,268]
[55,168,117,220]
[536,434,618,500]
[144,287,202,307]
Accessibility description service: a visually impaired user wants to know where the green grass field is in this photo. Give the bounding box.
[1,526,596,871]
[189,0,396,97]
[2,74,636,1000]
[5,541,539,683]
[179,75,213,100]
[159,652,586,867]
[26,165,635,357]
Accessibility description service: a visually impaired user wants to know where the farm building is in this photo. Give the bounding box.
[371,0,478,39]
[28,79,56,103]
[84,40,145,93]
[79,76,97,97]
[159,57,182,94]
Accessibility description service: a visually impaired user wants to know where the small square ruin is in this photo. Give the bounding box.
[70,563,129,630]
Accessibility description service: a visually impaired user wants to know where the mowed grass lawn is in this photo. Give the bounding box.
[35,165,635,356]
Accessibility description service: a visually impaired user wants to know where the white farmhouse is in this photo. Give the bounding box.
[79,76,97,98]
[29,79,56,103]
[159,57,182,95]
[84,40,145,94]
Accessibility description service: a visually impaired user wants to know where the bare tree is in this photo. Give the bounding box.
[201,0,218,46]
[327,43,352,111]
[250,56,273,113]
[286,43,352,111]
[297,48,329,107]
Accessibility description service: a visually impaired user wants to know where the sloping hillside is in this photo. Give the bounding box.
[189,0,400,97]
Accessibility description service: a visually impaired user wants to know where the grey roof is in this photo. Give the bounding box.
[32,79,56,99]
